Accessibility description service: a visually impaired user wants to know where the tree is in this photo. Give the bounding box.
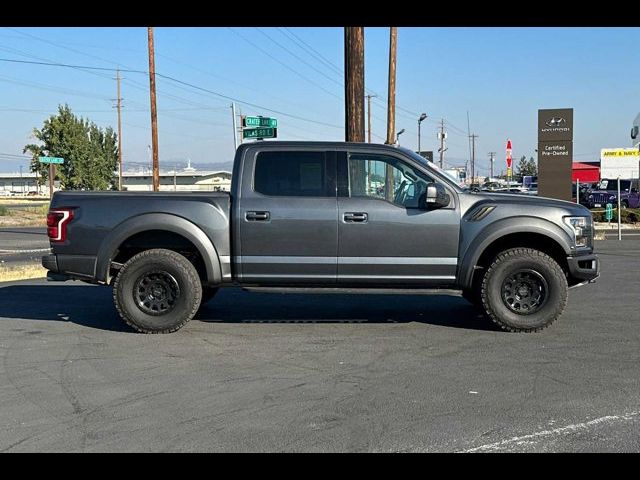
[23,104,118,190]
[516,155,538,177]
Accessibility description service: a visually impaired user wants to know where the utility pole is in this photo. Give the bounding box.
[385,27,397,145]
[383,27,398,203]
[231,102,238,150]
[49,163,55,199]
[438,119,447,168]
[344,27,365,142]
[366,94,376,143]
[147,27,160,192]
[469,134,478,185]
[116,68,123,191]
[237,106,243,145]
[488,151,496,179]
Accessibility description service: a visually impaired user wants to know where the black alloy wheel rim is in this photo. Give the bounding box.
[134,271,181,316]
[500,269,548,315]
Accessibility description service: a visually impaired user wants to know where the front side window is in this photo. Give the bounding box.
[254,151,330,197]
[348,154,437,208]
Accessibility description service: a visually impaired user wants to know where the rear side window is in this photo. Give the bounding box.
[254,151,331,197]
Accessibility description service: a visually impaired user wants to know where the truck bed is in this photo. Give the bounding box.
[48,190,231,282]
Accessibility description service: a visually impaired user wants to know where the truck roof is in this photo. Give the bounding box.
[237,141,406,152]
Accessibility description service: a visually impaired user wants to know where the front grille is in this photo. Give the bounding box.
[591,193,612,205]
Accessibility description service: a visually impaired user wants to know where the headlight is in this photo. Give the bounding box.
[609,195,616,201]
[564,216,592,248]
[588,194,593,199]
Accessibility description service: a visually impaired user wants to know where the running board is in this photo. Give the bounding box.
[242,287,463,296]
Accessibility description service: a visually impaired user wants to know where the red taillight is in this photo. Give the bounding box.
[47,208,74,242]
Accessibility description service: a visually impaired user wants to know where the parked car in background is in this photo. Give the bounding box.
[571,183,591,206]
[586,179,640,209]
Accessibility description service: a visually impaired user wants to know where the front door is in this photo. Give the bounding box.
[237,149,338,284]
[337,152,460,285]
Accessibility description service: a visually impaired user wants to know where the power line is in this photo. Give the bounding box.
[0,56,344,131]
[281,28,344,77]
[228,27,342,101]
[255,27,343,89]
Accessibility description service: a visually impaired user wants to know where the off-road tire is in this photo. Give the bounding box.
[480,248,568,332]
[621,200,629,209]
[201,286,220,304]
[113,249,202,334]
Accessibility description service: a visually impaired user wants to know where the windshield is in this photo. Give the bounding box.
[599,179,631,191]
[400,147,464,192]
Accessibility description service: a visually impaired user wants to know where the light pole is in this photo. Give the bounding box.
[417,113,427,153]
[396,128,405,146]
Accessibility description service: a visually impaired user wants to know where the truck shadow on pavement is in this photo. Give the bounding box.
[0,284,500,332]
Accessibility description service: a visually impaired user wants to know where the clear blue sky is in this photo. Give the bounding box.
[0,26,638,176]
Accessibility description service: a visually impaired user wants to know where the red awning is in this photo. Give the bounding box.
[572,162,600,183]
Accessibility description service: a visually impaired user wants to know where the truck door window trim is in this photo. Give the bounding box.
[339,151,456,209]
[251,150,337,198]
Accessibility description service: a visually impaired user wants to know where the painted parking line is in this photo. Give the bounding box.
[460,411,640,452]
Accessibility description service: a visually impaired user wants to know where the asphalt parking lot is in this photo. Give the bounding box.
[0,239,638,452]
[0,227,49,265]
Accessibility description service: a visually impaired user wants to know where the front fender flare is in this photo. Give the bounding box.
[458,216,573,289]
[96,213,222,285]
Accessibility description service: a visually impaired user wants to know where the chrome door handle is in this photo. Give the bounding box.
[344,212,368,223]
[246,211,270,221]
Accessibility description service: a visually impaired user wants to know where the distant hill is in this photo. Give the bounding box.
[190,162,234,172]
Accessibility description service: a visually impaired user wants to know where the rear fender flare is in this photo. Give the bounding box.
[96,213,221,284]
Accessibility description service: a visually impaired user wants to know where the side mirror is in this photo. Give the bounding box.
[419,182,449,209]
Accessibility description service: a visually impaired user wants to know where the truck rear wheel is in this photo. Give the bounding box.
[113,249,202,333]
[480,248,568,332]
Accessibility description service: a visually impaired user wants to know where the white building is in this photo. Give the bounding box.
[0,172,48,195]
[122,168,232,192]
[0,168,232,195]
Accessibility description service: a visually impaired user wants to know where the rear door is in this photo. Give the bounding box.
[236,148,338,284]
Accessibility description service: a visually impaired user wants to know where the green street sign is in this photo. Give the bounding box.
[38,156,64,164]
[605,203,613,221]
[243,127,277,139]
[243,116,278,128]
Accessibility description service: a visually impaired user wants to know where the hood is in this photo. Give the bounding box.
[466,191,590,213]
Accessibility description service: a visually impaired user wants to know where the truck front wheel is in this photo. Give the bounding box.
[480,248,568,332]
[113,249,202,333]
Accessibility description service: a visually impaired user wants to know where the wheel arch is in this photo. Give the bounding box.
[459,218,573,290]
[96,213,222,285]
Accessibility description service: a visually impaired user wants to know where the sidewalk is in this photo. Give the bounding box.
[594,222,640,230]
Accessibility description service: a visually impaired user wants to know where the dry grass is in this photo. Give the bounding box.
[0,263,46,282]
[0,197,49,204]
[0,202,49,227]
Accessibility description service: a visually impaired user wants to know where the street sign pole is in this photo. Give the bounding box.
[618,177,622,241]
[506,139,513,184]
[49,164,55,199]
[38,156,64,199]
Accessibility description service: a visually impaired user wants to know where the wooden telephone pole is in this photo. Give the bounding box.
[147,27,160,192]
[344,27,365,142]
[366,94,377,143]
[385,27,397,146]
[469,134,478,184]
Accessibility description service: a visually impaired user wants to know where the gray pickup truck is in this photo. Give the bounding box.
[42,141,599,333]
